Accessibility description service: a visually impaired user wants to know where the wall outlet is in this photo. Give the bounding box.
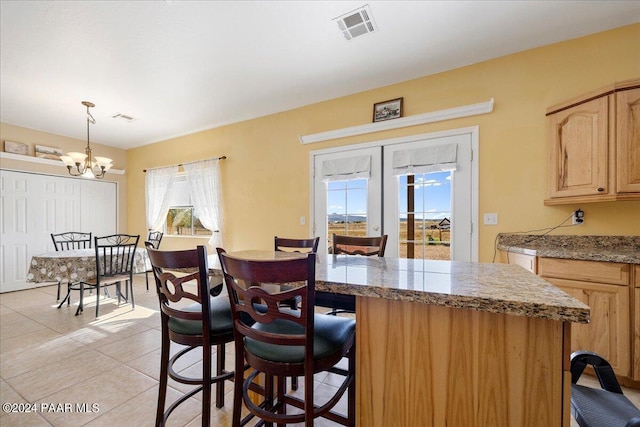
[572,209,584,225]
[483,213,498,225]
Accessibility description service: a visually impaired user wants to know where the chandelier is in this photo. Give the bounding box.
[60,101,113,179]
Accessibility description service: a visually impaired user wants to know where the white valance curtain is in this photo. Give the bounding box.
[183,158,224,248]
[145,166,179,232]
[392,143,458,175]
[321,155,371,181]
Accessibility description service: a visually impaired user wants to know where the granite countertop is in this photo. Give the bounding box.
[213,251,590,324]
[496,234,640,264]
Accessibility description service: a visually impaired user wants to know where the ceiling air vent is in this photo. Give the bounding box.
[111,113,136,122]
[334,4,377,41]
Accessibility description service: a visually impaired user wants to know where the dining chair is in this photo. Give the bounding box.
[274,235,319,253]
[147,244,234,427]
[570,350,640,427]
[332,233,388,257]
[217,248,356,427]
[61,234,139,317]
[322,233,389,315]
[145,230,164,291]
[274,235,319,309]
[51,231,92,301]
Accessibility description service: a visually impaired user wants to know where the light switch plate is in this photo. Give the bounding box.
[484,213,498,225]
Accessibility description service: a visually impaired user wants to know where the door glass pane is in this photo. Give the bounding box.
[398,171,451,260]
[327,178,368,252]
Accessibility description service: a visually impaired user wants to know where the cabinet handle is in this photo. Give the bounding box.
[597,187,605,192]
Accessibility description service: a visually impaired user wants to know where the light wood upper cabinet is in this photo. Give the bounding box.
[548,96,609,199]
[545,79,640,205]
[617,87,640,193]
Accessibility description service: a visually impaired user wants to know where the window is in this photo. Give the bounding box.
[164,176,209,236]
[398,171,452,260]
[327,178,369,249]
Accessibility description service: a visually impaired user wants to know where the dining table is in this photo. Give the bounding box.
[210,249,589,427]
[26,247,151,285]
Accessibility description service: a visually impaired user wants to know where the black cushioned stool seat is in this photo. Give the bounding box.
[570,350,640,427]
[246,314,355,363]
[571,385,640,427]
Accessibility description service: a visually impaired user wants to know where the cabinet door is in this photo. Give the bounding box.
[635,288,640,381]
[635,265,640,381]
[548,96,609,198]
[545,277,630,377]
[616,87,640,193]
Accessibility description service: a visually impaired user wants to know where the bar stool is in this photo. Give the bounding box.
[147,244,234,427]
[218,249,356,427]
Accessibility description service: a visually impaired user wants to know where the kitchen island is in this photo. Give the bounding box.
[213,251,589,426]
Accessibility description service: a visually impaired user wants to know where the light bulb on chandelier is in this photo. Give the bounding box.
[60,101,113,179]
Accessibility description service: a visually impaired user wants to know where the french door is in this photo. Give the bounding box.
[312,127,478,261]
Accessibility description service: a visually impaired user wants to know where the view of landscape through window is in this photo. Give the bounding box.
[327,171,452,259]
[165,207,209,236]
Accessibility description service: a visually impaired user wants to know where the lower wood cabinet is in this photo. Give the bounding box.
[539,258,631,378]
[498,252,637,381]
[542,276,630,377]
[635,265,640,381]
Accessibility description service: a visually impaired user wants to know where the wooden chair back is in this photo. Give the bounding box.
[332,233,388,257]
[218,249,316,350]
[146,244,214,342]
[274,236,319,253]
[51,232,92,251]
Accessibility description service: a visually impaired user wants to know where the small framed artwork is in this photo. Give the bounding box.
[373,97,403,122]
[3,140,29,156]
[35,145,63,160]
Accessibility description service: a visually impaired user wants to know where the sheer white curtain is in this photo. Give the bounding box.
[183,159,224,249]
[145,166,179,232]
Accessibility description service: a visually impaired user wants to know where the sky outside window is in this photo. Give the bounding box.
[399,171,451,220]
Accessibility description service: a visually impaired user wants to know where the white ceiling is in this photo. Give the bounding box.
[1,1,639,150]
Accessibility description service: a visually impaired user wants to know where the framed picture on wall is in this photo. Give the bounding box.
[3,140,29,155]
[35,145,63,160]
[373,97,403,122]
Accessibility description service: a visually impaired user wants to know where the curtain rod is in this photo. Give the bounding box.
[143,156,226,173]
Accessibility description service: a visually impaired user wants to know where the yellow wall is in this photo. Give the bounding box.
[0,123,129,231]
[127,24,640,260]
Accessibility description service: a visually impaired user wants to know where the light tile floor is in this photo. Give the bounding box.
[0,276,347,427]
[1,275,638,426]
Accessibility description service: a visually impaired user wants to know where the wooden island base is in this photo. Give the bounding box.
[356,296,571,427]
